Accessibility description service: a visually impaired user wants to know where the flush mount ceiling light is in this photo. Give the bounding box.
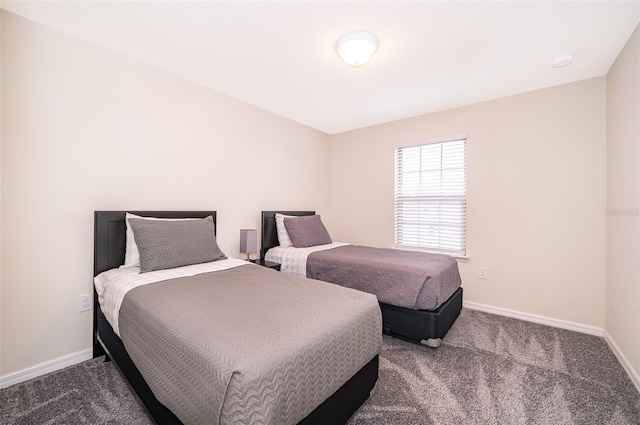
[335,31,379,67]
[552,53,574,68]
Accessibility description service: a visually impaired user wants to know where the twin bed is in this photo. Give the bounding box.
[260,211,463,347]
[93,211,381,424]
[93,209,463,423]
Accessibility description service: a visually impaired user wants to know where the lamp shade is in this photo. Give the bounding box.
[336,31,379,67]
[239,229,257,260]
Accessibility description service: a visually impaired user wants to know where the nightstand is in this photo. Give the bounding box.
[249,258,281,271]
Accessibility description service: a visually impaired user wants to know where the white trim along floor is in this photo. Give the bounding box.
[2,303,638,395]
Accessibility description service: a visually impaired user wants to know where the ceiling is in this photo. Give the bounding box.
[3,1,639,134]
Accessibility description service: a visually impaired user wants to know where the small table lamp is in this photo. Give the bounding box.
[239,229,257,260]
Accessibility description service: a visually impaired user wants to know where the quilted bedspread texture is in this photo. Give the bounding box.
[118,264,382,425]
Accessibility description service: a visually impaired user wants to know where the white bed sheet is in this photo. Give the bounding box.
[94,258,248,336]
[265,242,349,276]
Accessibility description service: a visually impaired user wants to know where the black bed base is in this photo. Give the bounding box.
[96,307,181,423]
[300,355,378,425]
[96,306,378,425]
[380,287,463,346]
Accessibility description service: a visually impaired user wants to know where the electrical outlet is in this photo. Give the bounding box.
[479,267,488,280]
[78,294,93,312]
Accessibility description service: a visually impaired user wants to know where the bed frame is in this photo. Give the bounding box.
[261,210,463,348]
[93,211,378,425]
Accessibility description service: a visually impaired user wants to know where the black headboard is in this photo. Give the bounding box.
[93,211,217,277]
[93,211,217,358]
[260,211,315,260]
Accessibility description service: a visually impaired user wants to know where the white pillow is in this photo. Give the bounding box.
[120,213,197,269]
[275,213,295,248]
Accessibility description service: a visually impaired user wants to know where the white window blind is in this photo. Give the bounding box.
[394,138,466,256]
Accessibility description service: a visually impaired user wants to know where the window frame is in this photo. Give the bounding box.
[394,135,467,258]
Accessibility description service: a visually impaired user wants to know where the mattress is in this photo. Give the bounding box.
[94,257,248,335]
[267,245,461,310]
[265,242,348,276]
[105,263,382,425]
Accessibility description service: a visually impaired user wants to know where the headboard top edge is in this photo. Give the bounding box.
[260,210,315,260]
[94,210,218,277]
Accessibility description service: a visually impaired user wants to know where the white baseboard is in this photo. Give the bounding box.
[463,301,604,336]
[0,348,92,389]
[3,305,638,397]
[463,301,640,393]
[603,330,640,393]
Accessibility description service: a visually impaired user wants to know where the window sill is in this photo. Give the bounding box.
[394,246,469,261]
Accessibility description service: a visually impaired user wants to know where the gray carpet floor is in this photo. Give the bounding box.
[2,309,639,424]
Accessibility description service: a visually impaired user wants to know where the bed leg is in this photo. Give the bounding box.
[420,338,442,348]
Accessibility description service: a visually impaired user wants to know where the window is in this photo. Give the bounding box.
[394,137,466,256]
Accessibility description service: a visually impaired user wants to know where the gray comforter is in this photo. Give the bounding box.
[306,245,461,310]
[118,264,382,425]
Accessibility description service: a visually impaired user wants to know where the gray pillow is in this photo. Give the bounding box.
[283,215,332,248]
[128,216,226,273]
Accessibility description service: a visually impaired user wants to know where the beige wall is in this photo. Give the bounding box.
[2,7,636,384]
[606,23,640,381]
[329,78,607,327]
[0,11,330,375]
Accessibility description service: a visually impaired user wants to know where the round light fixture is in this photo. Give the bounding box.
[335,31,379,67]
[552,53,574,68]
